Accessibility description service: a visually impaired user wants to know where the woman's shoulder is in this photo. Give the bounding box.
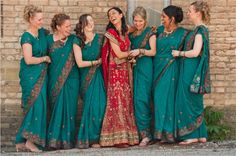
[195,25,209,34]
[39,27,50,36]
[21,31,32,39]
[157,25,164,34]
[177,26,189,33]
[106,28,118,36]
[20,31,34,45]
[73,35,82,46]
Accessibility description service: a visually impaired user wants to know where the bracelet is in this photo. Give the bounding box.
[139,49,145,57]
[91,61,93,66]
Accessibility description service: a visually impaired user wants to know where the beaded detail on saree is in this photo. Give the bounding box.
[176,114,204,137]
[48,139,74,149]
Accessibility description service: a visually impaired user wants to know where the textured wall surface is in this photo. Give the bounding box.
[1,0,235,148]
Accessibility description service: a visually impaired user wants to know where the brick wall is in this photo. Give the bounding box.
[1,0,236,149]
[0,0,127,149]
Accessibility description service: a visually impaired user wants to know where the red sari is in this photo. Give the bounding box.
[100,28,139,146]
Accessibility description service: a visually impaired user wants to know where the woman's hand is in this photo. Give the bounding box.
[129,49,140,58]
[172,50,180,57]
[97,58,102,65]
[42,56,51,63]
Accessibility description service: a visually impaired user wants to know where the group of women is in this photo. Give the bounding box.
[15,0,211,152]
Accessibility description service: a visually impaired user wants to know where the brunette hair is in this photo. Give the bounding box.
[106,7,128,36]
[50,13,70,32]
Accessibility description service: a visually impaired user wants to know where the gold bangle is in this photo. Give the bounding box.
[91,61,93,66]
[139,49,145,57]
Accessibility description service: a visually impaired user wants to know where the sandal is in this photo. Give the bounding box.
[139,137,151,147]
[179,139,198,145]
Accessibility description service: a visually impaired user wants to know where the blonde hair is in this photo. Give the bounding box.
[132,6,147,21]
[23,5,42,22]
[191,1,210,24]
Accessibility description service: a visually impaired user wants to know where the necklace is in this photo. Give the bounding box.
[60,37,68,44]
[27,30,39,40]
[163,27,177,37]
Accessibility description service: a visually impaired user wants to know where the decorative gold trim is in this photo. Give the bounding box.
[100,131,139,146]
[22,130,45,147]
[105,32,119,46]
[50,51,75,105]
[48,139,74,149]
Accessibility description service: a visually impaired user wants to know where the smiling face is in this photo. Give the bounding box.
[161,11,173,28]
[84,15,94,33]
[108,9,123,26]
[133,14,146,31]
[187,5,201,23]
[29,12,43,29]
[56,19,71,37]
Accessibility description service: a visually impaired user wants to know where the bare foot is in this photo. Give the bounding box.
[198,138,207,143]
[139,137,151,147]
[25,140,42,152]
[91,144,101,148]
[16,143,27,152]
[179,139,198,145]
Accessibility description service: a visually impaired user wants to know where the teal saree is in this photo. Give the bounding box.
[129,27,155,140]
[47,34,80,149]
[153,26,188,142]
[175,25,210,140]
[74,34,106,148]
[15,28,48,147]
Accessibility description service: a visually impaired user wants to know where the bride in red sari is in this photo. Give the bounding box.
[100,7,139,147]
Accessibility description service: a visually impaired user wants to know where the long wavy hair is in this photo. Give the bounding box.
[106,7,128,36]
[74,14,92,49]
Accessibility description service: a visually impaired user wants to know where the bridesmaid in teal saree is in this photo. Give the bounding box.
[47,13,80,149]
[172,1,211,145]
[15,5,51,152]
[73,14,106,149]
[153,5,188,143]
[128,7,156,146]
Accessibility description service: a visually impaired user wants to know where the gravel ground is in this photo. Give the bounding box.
[1,141,236,156]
